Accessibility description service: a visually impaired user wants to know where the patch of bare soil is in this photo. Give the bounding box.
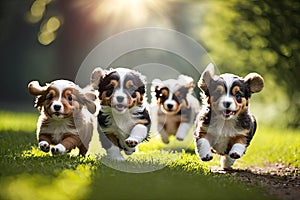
[213,163,300,200]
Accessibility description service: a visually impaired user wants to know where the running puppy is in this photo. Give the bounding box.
[93,67,151,160]
[28,79,97,155]
[151,75,200,144]
[194,63,264,169]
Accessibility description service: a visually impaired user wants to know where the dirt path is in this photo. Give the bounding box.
[213,163,300,200]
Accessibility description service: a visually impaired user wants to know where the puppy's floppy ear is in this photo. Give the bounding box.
[244,73,264,93]
[28,81,47,96]
[178,75,195,90]
[84,94,97,114]
[90,67,104,90]
[198,63,215,93]
[151,79,163,91]
[28,81,49,110]
[74,89,97,114]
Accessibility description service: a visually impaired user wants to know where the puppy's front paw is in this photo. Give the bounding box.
[175,122,190,141]
[201,154,213,161]
[229,152,241,159]
[125,138,138,148]
[39,141,50,152]
[124,147,136,155]
[229,143,246,159]
[51,144,66,155]
[106,145,126,161]
[196,138,213,161]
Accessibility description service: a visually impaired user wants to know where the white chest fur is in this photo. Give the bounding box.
[38,114,78,143]
[101,106,144,141]
[206,117,240,153]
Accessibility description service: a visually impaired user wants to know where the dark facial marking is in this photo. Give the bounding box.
[156,87,169,104]
[231,80,251,102]
[209,80,226,101]
[123,72,145,98]
[99,71,120,98]
[174,87,189,104]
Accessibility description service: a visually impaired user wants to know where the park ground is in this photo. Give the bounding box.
[0,111,299,200]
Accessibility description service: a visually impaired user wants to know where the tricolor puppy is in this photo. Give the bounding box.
[93,67,151,160]
[28,79,97,156]
[194,63,264,169]
[151,75,200,144]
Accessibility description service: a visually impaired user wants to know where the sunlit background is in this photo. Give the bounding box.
[0,0,299,128]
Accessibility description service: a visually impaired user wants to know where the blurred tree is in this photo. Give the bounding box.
[199,0,300,128]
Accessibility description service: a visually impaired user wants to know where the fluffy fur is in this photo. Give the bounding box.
[92,67,151,160]
[28,79,97,155]
[194,63,264,169]
[151,75,200,143]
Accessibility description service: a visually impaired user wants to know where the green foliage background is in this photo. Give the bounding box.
[198,0,300,128]
[1,0,299,128]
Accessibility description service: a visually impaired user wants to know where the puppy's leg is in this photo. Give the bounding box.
[99,130,125,161]
[124,146,136,156]
[160,129,170,144]
[175,122,190,141]
[106,145,126,161]
[229,143,246,159]
[78,123,94,156]
[52,133,81,154]
[78,143,88,156]
[195,138,213,161]
[38,133,52,152]
[125,124,148,148]
[220,155,235,170]
[228,135,247,159]
[157,123,169,144]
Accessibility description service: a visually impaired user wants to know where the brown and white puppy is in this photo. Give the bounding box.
[194,63,264,169]
[151,75,200,144]
[92,67,151,160]
[28,79,97,156]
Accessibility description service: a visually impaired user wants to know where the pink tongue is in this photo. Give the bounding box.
[116,105,125,111]
[224,110,234,117]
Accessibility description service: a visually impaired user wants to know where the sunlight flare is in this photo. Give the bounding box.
[74,0,168,26]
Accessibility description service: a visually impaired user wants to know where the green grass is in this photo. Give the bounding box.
[1,111,299,200]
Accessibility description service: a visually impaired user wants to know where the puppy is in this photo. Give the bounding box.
[151,75,200,144]
[92,67,151,160]
[28,79,97,156]
[194,63,264,169]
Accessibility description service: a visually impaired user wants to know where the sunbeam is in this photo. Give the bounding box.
[73,0,169,26]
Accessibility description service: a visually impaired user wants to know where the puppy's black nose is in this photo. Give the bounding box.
[116,96,124,103]
[223,102,232,108]
[53,105,61,111]
[167,104,173,110]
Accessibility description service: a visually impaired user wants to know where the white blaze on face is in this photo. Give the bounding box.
[50,80,74,114]
[161,79,181,112]
[163,90,177,111]
[218,74,238,112]
[111,69,129,113]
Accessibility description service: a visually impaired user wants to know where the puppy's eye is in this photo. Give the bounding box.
[131,91,137,98]
[128,87,137,97]
[68,96,73,101]
[47,94,53,101]
[235,92,242,103]
[105,89,113,97]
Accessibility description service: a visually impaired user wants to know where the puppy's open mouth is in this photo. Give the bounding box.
[52,112,68,118]
[222,110,236,118]
[54,112,61,116]
[114,104,128,112]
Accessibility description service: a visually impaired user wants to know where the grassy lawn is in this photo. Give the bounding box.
[0,111,299,200]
